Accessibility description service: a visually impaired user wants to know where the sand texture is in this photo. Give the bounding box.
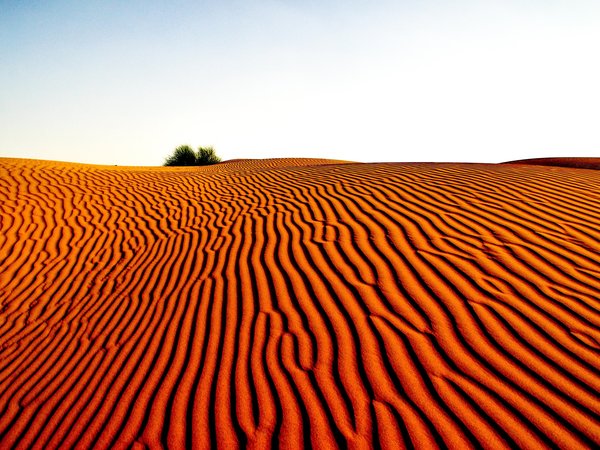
[1,157,599,449]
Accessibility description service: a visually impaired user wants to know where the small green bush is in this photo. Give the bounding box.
[197,146,221,165]
[164,145,221,166]
[164,145,199,166]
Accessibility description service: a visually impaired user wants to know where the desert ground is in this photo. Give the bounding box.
[0,157,599,449]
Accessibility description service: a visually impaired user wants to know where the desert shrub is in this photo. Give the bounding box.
[196,146,221,165]
[164,145,199,166]
[164,145,221,166]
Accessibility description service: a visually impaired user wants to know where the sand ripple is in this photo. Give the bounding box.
[0,158,599,448]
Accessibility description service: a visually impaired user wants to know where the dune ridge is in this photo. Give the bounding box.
[505,157,600,170]
[0,157,599,449]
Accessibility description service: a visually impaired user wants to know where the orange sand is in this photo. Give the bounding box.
[0,157,599,449]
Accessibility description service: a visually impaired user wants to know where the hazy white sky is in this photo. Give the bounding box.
[1,0,599,165]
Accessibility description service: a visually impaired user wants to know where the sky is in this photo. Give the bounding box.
[1,0,600,166]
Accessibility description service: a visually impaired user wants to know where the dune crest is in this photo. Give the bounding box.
[1,157,599,448]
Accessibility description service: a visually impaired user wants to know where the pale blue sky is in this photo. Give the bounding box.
[1,0,599,165]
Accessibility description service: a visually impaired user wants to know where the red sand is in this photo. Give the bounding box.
[0,157,599,449]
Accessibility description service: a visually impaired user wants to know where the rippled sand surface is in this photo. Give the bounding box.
[1,157,599,449]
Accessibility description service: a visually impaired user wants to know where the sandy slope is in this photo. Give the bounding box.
[0,157,599,449]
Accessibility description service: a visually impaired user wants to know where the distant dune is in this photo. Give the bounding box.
[0,157,599,449]
[505,157,600,170]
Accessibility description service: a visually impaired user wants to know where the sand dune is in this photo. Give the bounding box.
[0,157,599,449]
[505,157,600,170]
